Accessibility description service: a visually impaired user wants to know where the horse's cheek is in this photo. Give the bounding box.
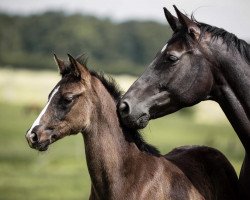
[179,65,212,106]
[198,64,214,96]
[186,67,213,105]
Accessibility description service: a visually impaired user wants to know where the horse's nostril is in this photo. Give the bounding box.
[119,101,130,116]
[50,134,58,141]
[30,132,38,143]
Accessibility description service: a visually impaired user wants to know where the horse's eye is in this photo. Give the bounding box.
[168,55,179,62]
[63,95,74,104]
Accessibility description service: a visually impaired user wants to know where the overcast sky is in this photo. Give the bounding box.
[0,0,249,40]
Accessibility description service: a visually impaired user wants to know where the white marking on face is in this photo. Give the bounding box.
[161,43,168,53]
[26,86,60,137]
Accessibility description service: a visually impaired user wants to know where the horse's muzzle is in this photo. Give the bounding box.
[118,100,149,129]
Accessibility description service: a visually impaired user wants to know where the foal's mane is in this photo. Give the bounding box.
[76,56,160,156]
[194,19,250,62]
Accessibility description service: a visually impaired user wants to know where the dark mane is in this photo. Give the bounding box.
[76,56,160,156]
[194,19,250,62]
[90,71,122,104]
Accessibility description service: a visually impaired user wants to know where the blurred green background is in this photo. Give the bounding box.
[0,12,170,76]
[0,3,245,200]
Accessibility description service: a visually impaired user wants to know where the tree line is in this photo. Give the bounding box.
[0,12,172,75]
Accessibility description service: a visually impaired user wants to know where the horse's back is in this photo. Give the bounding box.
[164,145,239,200]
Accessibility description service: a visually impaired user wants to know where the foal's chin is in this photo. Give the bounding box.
[37,145,49,152]
[31,140,51,152]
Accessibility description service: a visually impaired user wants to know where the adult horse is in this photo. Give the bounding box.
[118,5,250,199]
[25,54,239,199]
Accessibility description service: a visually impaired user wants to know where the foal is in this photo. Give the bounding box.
[26,54,239,199]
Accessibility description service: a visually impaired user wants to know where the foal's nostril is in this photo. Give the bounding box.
[30,132,38,143]
[119,101,130,116]
[50,134,58,142]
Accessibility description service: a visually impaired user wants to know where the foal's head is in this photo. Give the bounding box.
[26,54,94,151]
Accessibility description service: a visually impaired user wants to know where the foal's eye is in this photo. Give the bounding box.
[168,55,179,62]
[63,95,74,104]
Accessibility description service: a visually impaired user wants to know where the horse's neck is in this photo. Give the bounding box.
[82,79,138,197]
[211,42,250,152]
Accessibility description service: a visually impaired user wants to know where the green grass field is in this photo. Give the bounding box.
[0,69,244,199]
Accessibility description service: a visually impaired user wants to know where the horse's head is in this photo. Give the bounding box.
[119,6,214,129]
[26,54,93,151]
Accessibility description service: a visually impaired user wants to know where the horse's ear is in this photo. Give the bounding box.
[54,54,66,75]
[67,54,90,79]
[173,5,200,40]
[163,7,181,32]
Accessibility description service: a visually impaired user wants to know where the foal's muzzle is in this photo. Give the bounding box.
[26,125,58,151]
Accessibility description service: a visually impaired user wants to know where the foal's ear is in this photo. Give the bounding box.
[173,5,200,40]
[54,54,66,75]
[67,54,90,79]
[163,7,181,32]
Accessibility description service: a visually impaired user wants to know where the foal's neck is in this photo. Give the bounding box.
[210,40,250,152]
[82,77,138,197]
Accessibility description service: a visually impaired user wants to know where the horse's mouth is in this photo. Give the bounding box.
[120,112,150,129]
[136,114,150,129]
[32,140,50,152]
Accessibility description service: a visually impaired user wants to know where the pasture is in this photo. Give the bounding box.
[0,69,244,200]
